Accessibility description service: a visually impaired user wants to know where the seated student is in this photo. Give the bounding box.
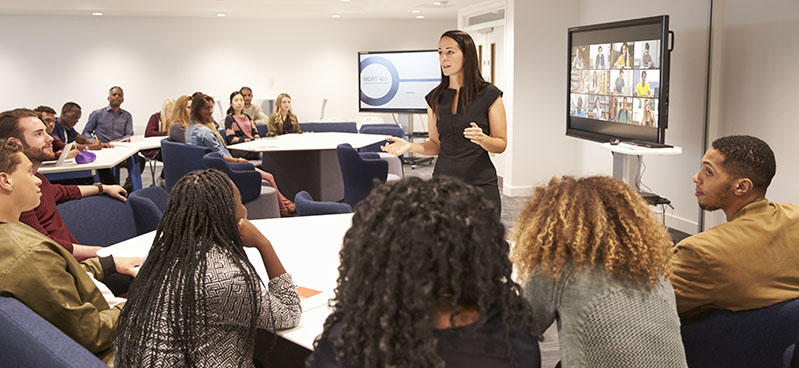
[167,95,191,143]
[240,86,269,125]
[145,98,174,138]
[266,93,302,137]
[511,176,687,367]
[0,108,140,294]
[672,135,799,320]
[52,102,108,151]
[0,138,140,364]
[35,105,74,158]
[308,177,541,368]
[115,169,301,367]
[186,93,295,216]
[618,97,632,123]
[225,91,262,160]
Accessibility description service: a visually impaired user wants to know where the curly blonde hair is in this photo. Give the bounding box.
[510,176,672,286]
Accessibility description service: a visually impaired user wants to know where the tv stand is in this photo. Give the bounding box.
[601,142,682,205]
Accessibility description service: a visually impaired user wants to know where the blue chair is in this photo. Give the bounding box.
[203,152,280,219]
[358,123,406,152]
[300,122,357,133]
[160,139,211,192]
[294,191,352,216]
[57,195,138,246]
[681,298,799,368]
[359,123,406,178]
[0,296,106,367]
[256,124,268,137]
[128,186,168,234]
[336,143,388,208]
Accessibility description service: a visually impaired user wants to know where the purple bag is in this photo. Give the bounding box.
[75,151,96,164]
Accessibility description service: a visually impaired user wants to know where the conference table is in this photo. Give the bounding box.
[97,213,352,357]
[228,132,391,202]
[39,136,164,191]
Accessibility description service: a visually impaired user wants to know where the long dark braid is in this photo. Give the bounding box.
[115,169,264,367]
[307,176,539,367]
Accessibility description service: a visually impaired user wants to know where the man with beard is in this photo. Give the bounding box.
[671,135,799,320]
[0,108,139,296]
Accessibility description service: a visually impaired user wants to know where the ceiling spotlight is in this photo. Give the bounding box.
[92,12,103,16]
[340,0,350,2]
[433,1,448,6]
[411,10,421,13]
[416,15,425,19]
[216,13,226,17]
[332,14,341,18]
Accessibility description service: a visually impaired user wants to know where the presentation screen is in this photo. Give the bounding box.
[358,50,441,113]
[567,15,671,144]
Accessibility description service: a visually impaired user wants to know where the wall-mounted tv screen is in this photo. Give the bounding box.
[567,15,672,145]
[358,50,441,114]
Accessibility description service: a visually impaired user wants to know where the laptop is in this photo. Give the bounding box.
[41,142,76,166]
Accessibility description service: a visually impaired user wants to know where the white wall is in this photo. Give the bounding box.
[0,15,454,134]
[704,0,799,228]
[502,0,581,197]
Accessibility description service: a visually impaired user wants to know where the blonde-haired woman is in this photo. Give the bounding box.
[167,95,191,143]
[145,98,176,137]
[266,93,302,137]
[511,176,687,368]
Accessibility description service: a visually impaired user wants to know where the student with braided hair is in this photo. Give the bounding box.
[115,169,301,367]
[308,176,541,368]
[511,176,687,367]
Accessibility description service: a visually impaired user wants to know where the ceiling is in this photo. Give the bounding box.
[0,0,488,19]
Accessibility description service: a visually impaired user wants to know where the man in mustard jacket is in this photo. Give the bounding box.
[672,135,799,320]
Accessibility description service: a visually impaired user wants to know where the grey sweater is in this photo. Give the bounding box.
[523,263,687,367]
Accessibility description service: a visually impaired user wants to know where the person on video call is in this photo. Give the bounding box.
[635,70,652,98]
[618,97,632,123]
[642,42,655,68]
[615,43,631,68]
[641,101,657,127]
[614,71,626,95]
[382,30,507,215]
[595,46,607,69]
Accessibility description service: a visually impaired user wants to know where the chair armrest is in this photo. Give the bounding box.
[229,161,255,171]
[359,152,381,160]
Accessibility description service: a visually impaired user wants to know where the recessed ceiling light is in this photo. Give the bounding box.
[340,0,350,2]
[216,13,226,17]
[332,14,341,18]
[416,15,425,19]
[432,1,442,5]
[411,10,421,13]
[92,12,103,16]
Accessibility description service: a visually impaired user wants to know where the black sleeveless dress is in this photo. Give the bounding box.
[425,84,503,215]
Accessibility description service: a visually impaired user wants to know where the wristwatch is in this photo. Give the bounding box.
[94,182,104,194]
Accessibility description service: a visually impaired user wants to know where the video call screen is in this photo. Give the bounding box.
[569,38,661,128]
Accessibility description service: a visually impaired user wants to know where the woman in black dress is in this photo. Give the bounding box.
[382,30,508,214]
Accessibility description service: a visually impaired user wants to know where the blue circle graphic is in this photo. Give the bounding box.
[360,57,400,106]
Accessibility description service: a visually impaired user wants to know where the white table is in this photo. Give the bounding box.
[229,132,391,202]
[39,145,145,190]
[98,213,352,350]
[112,136,166,185]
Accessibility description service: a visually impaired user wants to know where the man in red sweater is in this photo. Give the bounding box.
[0,108,140,275]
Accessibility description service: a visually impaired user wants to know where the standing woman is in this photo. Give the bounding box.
[115,169,301,367]
[266,93,302,137]
[186,94,296,216]
[225,91,262,160]
[382,30,507,214]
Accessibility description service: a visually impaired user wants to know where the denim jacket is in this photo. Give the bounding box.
[186,121,231,158]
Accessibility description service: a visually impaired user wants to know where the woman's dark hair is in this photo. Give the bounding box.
[428,30,488,116]
[116,169,268,367]
[308,176,537,367]
[227,91,243,115]
[190,93,214,124]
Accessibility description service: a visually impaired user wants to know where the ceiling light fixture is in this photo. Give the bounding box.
[416,15,425,19]
[332,14,341,18]
[433,1,448,6]
[92,12,103,16]
[340,0,351,2]
[216,13,226,17]
[411,10,421,13]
